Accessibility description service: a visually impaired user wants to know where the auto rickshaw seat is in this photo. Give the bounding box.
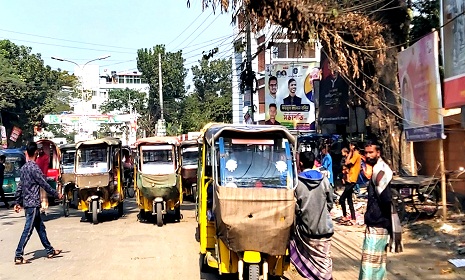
[47,169,59,181]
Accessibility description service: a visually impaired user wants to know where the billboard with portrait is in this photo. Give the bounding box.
[264,63,319,130]
[442,0,465,108]
[398,31,443,141]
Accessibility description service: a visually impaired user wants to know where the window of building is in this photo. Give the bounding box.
[92,104,97,110]
[134,76,141,84]
[92,91,97,96]
[126,76,134,84]
[118,77,124,84]
[272,41,316,59]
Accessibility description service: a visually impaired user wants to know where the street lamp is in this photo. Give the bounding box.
[52,54,111,141]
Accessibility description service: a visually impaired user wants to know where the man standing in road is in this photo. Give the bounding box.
[339,142,361,225]
[359,141,402,280]
[0,155,10,208]
[320,145,334,186]
[282,79,302,105]
[13,142,62,265]
[290,151,334,280]
[36,143,50,215]
[265,103,281,125]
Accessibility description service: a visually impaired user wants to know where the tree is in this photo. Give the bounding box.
[409,0,440,44]
[0,40,78,146]
[200,0,412,170]
[137,45,187,135]
[180,58,233,132]
[100,88,148,115]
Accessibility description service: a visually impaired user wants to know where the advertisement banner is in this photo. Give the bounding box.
[398,31,443,141]
[318,52,350,124]
[0,125,7,148]
[442,0,465,108]
[264,62,318,130]
[9,126,22,142]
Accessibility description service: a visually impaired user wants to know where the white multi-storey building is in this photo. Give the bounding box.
[232,15,321,124]
[71,65,149,115]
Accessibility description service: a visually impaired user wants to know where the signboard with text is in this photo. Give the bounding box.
[398,31,443,141]
[264,62,318,130]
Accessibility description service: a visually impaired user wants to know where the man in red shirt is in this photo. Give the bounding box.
[35,143,50,214]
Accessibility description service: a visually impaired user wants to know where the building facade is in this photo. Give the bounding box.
[232,17,321,125]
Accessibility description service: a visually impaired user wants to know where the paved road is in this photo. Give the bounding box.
[0,199,222,280]
[3,198,464,280]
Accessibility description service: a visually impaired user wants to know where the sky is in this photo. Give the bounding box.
[0,0,235,80]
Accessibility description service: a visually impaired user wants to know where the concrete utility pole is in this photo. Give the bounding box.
[159,52,164,121]
[243,7,255,125]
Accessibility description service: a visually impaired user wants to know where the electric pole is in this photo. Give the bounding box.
[242,8,255,124]
[157,52,166,136]
[159,52,164,121]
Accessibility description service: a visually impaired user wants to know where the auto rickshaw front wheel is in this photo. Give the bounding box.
[92,200,98,224]
[156,203,163,227]
[248,264,260,280]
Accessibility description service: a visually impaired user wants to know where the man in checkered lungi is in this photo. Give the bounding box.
[359,141,403,280]
[290,151,334,280]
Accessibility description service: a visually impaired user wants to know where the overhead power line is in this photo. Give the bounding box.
[171,10,214,51]
[166,11,204,46]
[0,28,135,50]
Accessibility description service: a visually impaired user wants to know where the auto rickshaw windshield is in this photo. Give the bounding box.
[182,147,198,166]
[140,145,175,174]
[61,150,75,174]
[217,138,293,189]
[4,155,24,178]
[76,147,109,174]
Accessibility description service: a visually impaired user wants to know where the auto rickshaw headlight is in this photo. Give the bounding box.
[15,177,20,182]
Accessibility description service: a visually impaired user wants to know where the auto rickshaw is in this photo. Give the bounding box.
[197,123,297,280]
[0,148,26,199]
[135,136,182,227]
[74,137,124,224]
[36,139,61,206]
[180,139,198,201]
[59,143,76,217]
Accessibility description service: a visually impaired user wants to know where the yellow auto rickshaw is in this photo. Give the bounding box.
[74,137,124,224]
[180,139,199,201]
[59,143,76,217]
[197,123,297,280]
[135,136,183,227]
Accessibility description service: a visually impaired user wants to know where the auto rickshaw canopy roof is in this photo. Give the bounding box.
[76,137,121,149]
[59,143,76,151]
[180,139,197,148]
[0,148,26,158]
[136,136,180,147]
[199,123,296,146]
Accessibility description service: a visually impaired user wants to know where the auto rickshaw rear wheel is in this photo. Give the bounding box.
[63,194,70,217]
[92,200,98,224]
[156,203,163,227]
[117,201,124,217]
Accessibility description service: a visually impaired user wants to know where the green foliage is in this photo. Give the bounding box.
[179,58,232,132]
[0,40,78,146]
[137,45,187,135]
[100,88,148,114]
[409,0,440,44]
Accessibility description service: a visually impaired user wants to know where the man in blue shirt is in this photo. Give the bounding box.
[320,145,334,186]
[13,142,63,265]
